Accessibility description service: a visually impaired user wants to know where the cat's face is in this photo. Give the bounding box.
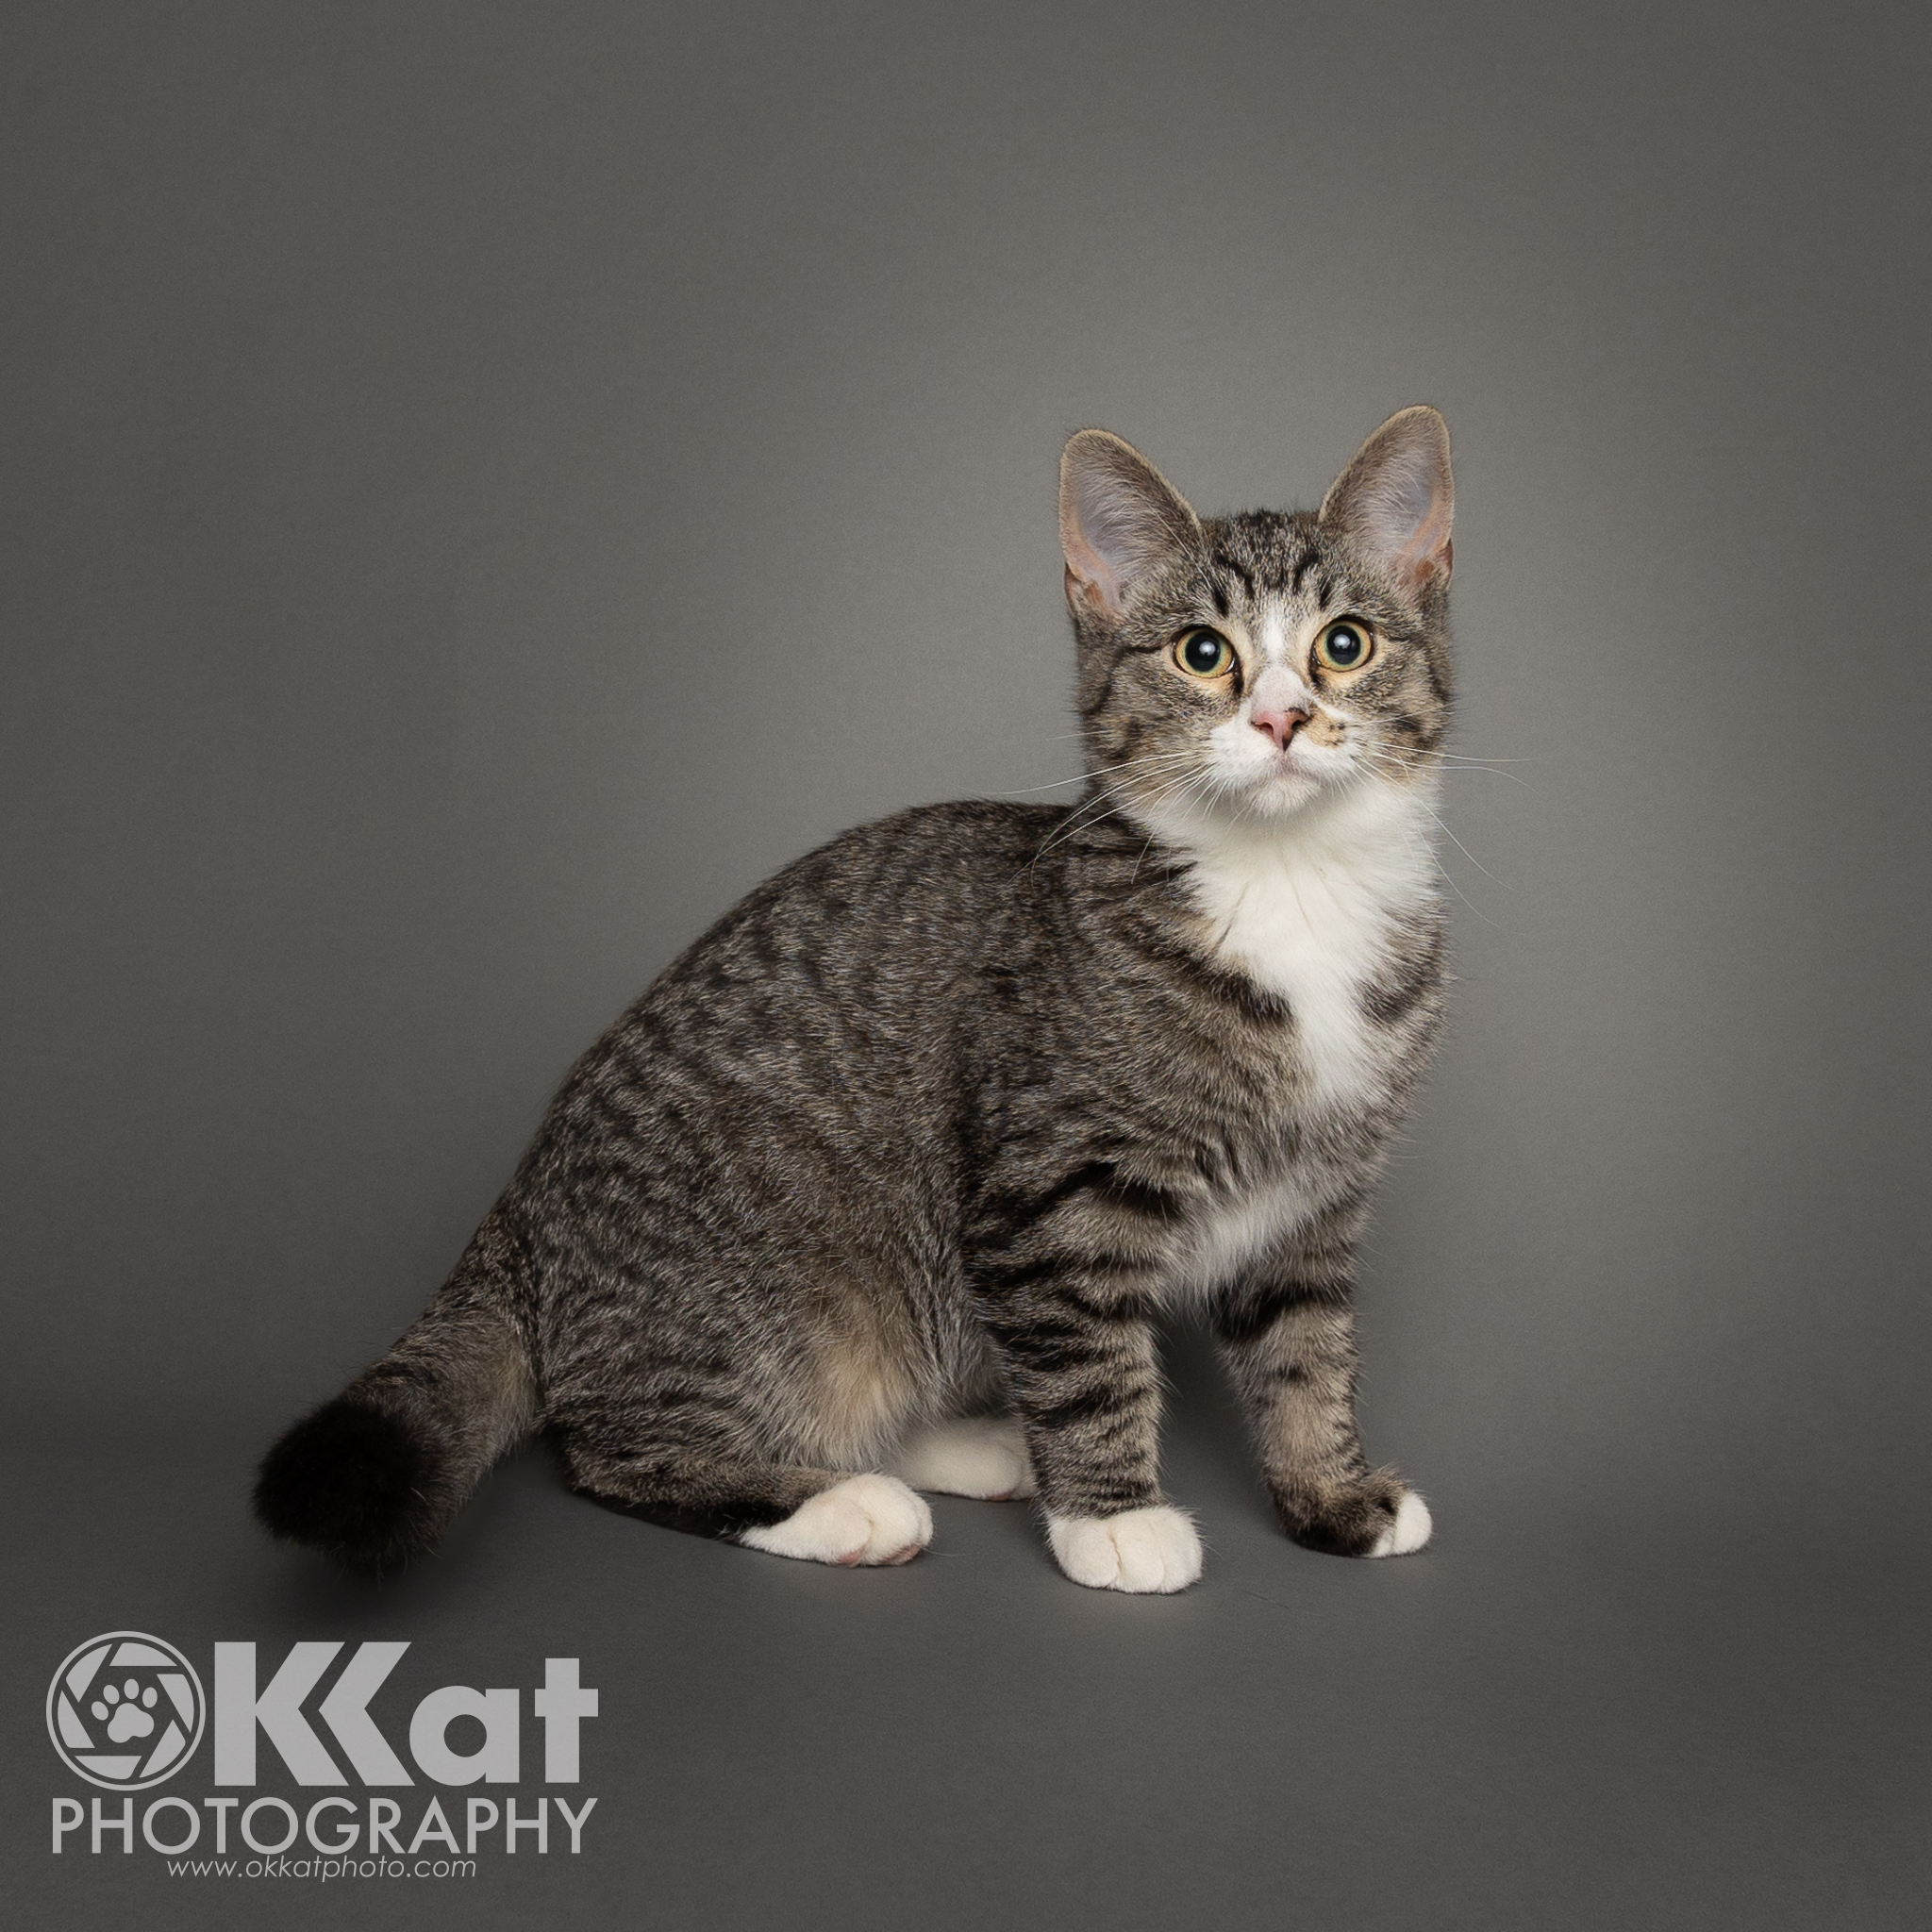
[1059,408,1455,830]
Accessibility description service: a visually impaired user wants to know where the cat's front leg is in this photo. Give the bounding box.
[1209,1201,1432,1559]
[976,1260,1201,1594]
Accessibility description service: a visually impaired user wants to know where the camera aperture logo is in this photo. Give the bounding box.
[45,1632,600,1881]
[47,1633,206,1790]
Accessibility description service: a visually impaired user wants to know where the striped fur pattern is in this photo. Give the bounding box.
[255,407,1457,1592]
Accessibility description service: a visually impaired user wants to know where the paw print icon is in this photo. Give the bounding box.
[92,1677,160,1742]
[47,1633,206,1790]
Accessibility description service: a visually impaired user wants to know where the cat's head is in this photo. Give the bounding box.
[1058,408,1454,831]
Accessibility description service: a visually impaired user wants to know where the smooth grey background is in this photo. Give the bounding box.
[6,3,1929,1926]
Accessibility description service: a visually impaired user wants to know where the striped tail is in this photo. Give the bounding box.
[253,1218,535,1570]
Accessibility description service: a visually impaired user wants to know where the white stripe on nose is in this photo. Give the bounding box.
[1245,664,1316,750]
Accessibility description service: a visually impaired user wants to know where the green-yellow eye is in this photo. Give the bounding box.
[1174,627,1234,678]
[1316,620,1374,672]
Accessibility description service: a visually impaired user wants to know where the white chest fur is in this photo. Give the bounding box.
[1171,779,1438,1106]
[1146,779,1441,1293]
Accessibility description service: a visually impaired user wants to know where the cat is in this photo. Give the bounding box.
[255,405,1456,1594]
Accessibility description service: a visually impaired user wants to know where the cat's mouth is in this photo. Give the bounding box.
[1215,750,1328,816]
[1216,732,1366,817]
[1140,720,1366,831]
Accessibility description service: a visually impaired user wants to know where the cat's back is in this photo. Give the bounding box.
[667,797,1064,991]
[549,801,1068,1113]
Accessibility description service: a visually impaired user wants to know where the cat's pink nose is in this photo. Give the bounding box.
[1250,707,1308,750]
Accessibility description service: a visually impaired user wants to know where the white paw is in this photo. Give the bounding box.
[741,1474,934,1568]
[1367,1490,1432,1557]
[891,1416,1036,1500]
[1047,1505,1203,1594]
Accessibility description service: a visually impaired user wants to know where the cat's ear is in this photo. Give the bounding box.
[1059,429,1201,618]
[1319,406,1454,593]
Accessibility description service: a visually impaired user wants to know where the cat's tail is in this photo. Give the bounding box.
[252,1215,538,1571]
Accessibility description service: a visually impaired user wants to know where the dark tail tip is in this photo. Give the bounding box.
[254,1395,451,1572]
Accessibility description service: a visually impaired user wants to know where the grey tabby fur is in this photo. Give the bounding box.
[256,406,1457,1593]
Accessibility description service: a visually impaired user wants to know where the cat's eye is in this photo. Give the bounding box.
[1315,620,1374,673]
[1174,627,1234,678]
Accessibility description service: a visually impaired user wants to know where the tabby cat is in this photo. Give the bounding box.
[256,406,1456,1593]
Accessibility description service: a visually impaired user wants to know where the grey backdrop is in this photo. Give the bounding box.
[7,4,1929,1927]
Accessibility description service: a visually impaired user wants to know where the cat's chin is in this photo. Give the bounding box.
[1236,770,1328,819]
[1189,766,1337,826]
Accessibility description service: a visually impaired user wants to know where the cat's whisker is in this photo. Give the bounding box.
[1424,763,1532,781]
[1147,766,1233,844]
[1002,750,1204,798]
[1029,753,1226,863]
[1385,819,1506,928]
[1070,762,1224,874]
[1127,761,1235,866]
[1365,746,1536,789]
[1428,848,1504,926]
[1350,750,1515,892]
[1133,763,1221,817]
[1414,800,1512,891]
[1028,784,1146,863]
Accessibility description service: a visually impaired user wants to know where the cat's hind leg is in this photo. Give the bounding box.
[889,1415,1035,1500]
[564,1443,932,1568]
[741,1474,933,1566]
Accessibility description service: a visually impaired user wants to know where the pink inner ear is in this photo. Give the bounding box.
[1398,502,1454,586]
[1062,537,1123,613]
[1321,408,1454,592]
[1064,563,1113,612]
